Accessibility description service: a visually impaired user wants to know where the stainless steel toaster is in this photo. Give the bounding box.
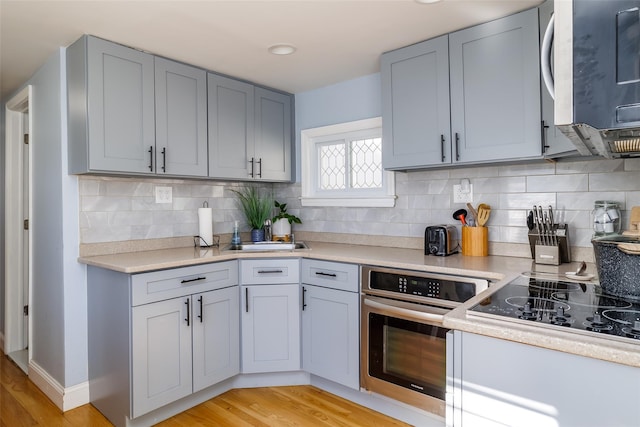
[425,225,458,256]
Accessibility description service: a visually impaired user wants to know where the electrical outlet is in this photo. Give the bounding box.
[155,186,173,204]
[453,184,473,203]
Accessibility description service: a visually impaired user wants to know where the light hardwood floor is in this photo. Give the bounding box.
[1,355,411,426]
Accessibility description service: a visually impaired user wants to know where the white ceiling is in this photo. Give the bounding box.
[0,0,542,102]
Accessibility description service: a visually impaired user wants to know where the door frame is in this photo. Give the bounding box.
[4,85,32,361]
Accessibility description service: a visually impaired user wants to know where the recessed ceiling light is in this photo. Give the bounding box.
[415,0,442,4]
[268,44,297,55]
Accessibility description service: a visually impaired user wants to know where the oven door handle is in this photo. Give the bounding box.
[364,297,445,324]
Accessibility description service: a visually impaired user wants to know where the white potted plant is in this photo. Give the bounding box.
[271,201,302,242]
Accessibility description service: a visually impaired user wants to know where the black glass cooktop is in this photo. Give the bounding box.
[468,275,640,345]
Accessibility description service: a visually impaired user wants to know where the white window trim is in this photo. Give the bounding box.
[301,117,396,207]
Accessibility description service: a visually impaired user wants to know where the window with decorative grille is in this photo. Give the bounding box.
[301,118,396,207]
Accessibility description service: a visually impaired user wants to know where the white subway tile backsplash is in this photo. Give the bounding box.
[526,174,588,193]
[498,192,555,209]
[589,171,640,191]
[474,176,526,193]
[556,159,624,174]
[79,158,640,250]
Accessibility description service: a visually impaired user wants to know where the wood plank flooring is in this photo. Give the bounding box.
[1,355,411,426]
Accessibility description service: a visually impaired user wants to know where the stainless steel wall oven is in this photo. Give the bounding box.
[360,266,489,416]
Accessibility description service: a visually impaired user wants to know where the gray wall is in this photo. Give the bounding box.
[0,98,5,338]
[16,48,86,387]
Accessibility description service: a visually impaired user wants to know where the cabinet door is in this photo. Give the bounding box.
[450,9,541,163]
[453,331,640,427]
[87,36,156,173]
[192,286,240,392]
[131,297,192,418]
[302,284,359,389]
[155,57,208,177]
[208,74,254,179]
[241,284,300,373]
[381,35,451,169]
[538,0,577,158]
[254,88,292,181]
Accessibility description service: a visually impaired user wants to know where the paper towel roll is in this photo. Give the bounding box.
[198,207,213,246]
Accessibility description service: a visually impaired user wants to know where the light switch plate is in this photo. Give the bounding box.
[453,184,473,203]
[155,186,173,204]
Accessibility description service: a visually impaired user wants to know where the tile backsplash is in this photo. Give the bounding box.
[79,158,640,257]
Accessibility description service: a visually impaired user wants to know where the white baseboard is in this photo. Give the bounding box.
[28,360,90,411]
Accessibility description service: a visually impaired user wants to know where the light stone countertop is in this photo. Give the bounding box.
[78,241,640,368]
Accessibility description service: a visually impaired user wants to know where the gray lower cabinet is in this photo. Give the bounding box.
[208,74,292,182]
[240,259,300,373]
[447,331,640,427]
[67,35,208,177]
[382,7,543,169]
[301,260,360,389]
[87,261,239,427]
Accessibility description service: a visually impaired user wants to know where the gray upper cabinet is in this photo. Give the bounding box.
[155,57,208,177]
[254,87,292,181]
[382,8,543,169]
[68,35,293,180]
[449,8,541,163]
[208,74,292,182]
[381,35,451,169]
[68,35,156,174]
[208,74,255,180]
[538,0,578,158]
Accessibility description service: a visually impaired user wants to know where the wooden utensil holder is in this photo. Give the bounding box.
[462,226,488,256]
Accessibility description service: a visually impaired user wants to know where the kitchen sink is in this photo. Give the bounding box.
[223,241,309,251]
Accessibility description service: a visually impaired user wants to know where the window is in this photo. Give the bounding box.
[301,117,396,207]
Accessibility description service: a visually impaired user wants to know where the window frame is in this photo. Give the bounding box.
[300,117,396,207]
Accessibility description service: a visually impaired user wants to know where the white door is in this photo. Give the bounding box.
[4,86,32,374]
[22,114,30,349]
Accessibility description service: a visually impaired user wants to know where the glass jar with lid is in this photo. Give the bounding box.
[592,200,621,235]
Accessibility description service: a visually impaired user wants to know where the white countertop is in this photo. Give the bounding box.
[78,241,640,368]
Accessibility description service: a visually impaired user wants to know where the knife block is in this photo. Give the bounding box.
[528,224,571,263]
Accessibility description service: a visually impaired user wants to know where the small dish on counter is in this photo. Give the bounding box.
[564,272,595,281]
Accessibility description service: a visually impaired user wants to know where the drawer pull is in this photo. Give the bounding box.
[257,270,284,274]
[315,271,337,278]
[181,276,206,284]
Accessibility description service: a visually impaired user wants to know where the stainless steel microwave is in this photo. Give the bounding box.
[542,0,640,158]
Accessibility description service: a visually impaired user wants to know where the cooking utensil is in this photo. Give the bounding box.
[527,210,534,230]
[466,203,478,226]
[453,209,468,225]
[477,204,490,227]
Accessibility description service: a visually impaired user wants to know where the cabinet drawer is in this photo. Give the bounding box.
[240,259,299,284]
[301,259,359,292]
[132,261,238,306]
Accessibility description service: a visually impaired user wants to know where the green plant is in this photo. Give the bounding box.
[233,187,274,230]
[272,201,302,225]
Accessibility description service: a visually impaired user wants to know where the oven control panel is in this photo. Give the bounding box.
[363,267,489,304]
